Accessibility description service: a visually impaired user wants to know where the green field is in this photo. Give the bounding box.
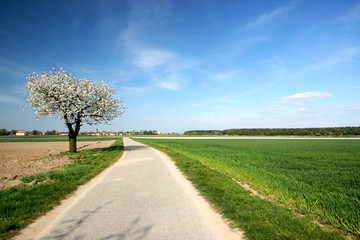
[135,138,360,239]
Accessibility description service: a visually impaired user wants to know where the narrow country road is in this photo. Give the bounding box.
[33,137,242,240]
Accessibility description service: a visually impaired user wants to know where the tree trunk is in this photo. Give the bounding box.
[64,114,81,153]
[69,135,77,153]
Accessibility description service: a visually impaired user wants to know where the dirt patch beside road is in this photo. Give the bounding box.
[0,141,115,189]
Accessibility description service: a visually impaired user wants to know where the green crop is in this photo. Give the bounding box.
[136,138,360,238]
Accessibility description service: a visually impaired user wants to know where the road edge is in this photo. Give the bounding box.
[12,151,125,240]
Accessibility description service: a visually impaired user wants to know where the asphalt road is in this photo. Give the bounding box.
[35,137,241,240]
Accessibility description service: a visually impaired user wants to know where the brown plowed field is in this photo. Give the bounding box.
[0,141,115,189]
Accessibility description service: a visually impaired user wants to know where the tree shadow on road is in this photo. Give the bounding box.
[125,145,148,152]
[101,217,153,240]
[38,201,153,240]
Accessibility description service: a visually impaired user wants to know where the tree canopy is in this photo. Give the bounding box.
[24,68,125,152]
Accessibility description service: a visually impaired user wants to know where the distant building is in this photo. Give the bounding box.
[16,130,26,136]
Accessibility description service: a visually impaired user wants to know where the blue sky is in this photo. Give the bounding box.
[0,0,359,133]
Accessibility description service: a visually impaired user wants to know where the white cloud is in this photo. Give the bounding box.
[209,70,240,82]
[133,49,188,91]
[343,104,360,112]
[121,86,151,93]
[280,91,333,105]
[117,1,189,92]
[155,81,181,91]
[134,50,175,69]
[244,1,300,30]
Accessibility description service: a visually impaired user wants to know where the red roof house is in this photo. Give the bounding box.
[16,131,26,136]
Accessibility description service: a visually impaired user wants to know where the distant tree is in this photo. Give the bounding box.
[24,68,125,152]
[0,128,8,136]
[130,130,139,135]
[45,130,57,135]
[32,130,40,135]
[143,130,157,135]
[9,130,17,136]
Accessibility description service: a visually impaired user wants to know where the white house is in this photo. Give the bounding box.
[16,130,26,136]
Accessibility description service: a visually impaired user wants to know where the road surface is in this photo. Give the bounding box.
[33,137,242,240]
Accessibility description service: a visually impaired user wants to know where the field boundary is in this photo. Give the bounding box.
[134,136,360,140]
[192,154,338,233]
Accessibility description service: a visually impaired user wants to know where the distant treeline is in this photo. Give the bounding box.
[0,129,57,136]
[184,127,360,136]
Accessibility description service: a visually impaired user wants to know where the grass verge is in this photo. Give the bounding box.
[0,138,123,240]
[135,138,346,240]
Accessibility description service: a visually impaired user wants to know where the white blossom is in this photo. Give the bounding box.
[24,68,125,135]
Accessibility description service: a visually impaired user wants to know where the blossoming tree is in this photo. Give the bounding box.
[24,68,125,152]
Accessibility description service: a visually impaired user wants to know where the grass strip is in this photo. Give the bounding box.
[0,138,124,240]
[135,139,345,240]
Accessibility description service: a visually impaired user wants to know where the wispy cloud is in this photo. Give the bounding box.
[190,103,204,108]
[134,50,175,69]
[280,91,333,105]
[190,95,242,109]
[338,2,360,23]
[209,95,240,104]
[133,49,188,91]
[61,64,98,79]
[0,57,33,77]
[155,81,181,91]
[0,94,20,104]
[121,86,152,93]
[299,47,360,73]
[262,47,360,82]
[119,0,171,49]
[208,69,240,82]
[244,1,300,30]
[117,1,191,91]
